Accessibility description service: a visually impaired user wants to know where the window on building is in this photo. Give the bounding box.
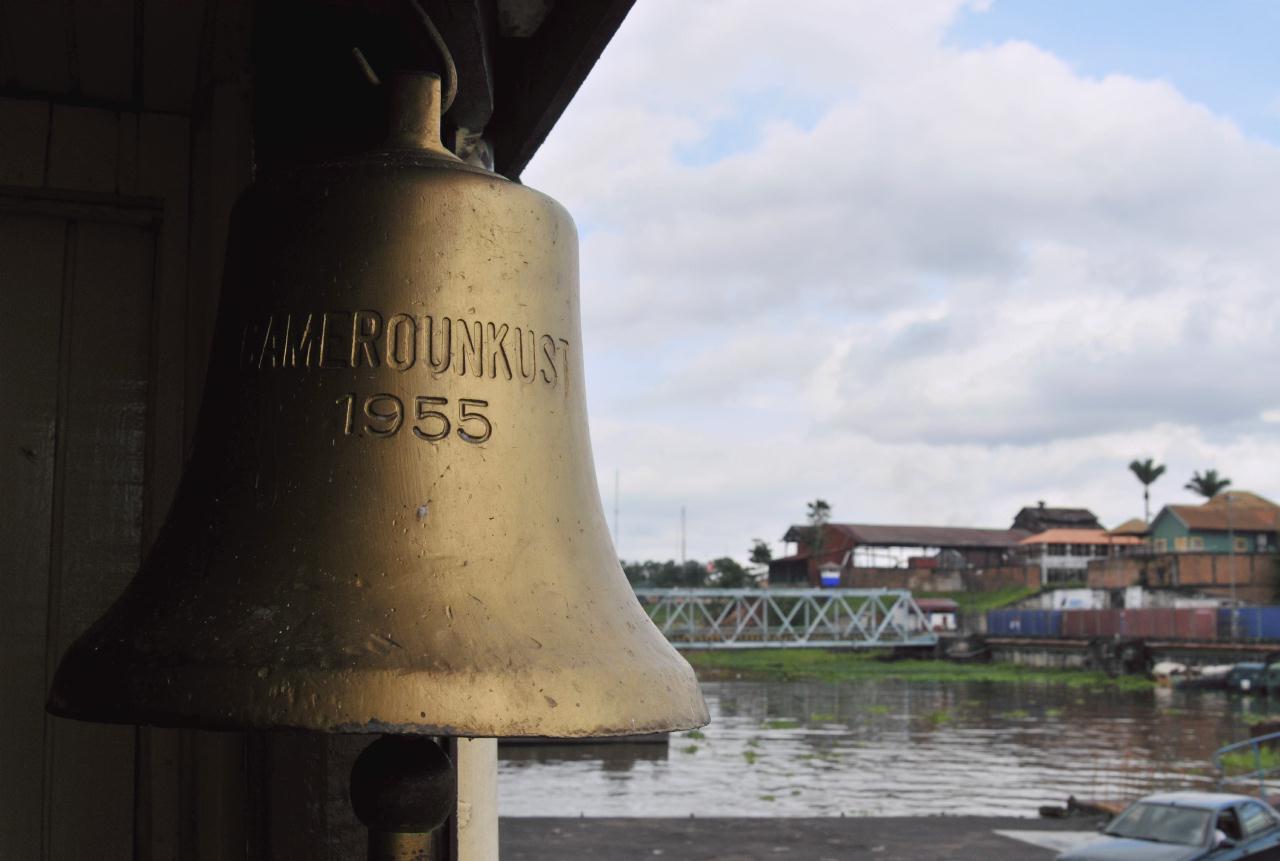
[1260,534,1271,551]
[1188,536,1204,551]
[1235,536,1249,553]
[1048,544,1066,556]
[1154,538,1167,552]
[1174,537,1188,552]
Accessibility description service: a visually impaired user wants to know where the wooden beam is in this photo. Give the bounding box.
[488,0,635,179]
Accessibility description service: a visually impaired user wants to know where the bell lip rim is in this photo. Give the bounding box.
[44,698,711,738]
[45,649,710,738]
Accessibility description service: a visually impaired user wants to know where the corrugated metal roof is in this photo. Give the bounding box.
[1011,505,1101,531]
[829,523,1030,548]
[1168,505,1280,532]
[1109,517,1149,536]
[1019,528,1142,546]
[1200,490,1279,511]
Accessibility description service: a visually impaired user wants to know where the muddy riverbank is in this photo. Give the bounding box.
[500,816,1101,860]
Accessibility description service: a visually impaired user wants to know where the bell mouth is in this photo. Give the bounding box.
[48,647,709,737]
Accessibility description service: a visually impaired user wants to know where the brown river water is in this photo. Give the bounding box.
[498,678,1280,818]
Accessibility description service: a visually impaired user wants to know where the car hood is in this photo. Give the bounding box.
[1058,836,1207,861]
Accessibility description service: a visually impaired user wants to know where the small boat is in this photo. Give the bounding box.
[1176,662,1280,694]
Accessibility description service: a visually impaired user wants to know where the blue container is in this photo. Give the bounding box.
[986,609,1062,638]
[1223,607,1280,641]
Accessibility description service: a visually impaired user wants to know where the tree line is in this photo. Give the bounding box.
[622,538,775,589]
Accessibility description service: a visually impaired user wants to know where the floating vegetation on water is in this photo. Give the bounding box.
[924,709,952,726]
[680,744,699,754]
[1219,747,1280,773]
[684,729,706,740]
[867,704,892,716]
[743,750,759,765]
[758,793,775,801]
[1044,708,1063,718]
[763,718,801,730]
[746,737,762,748]
[1003,708,1030,719]
[810,712,837,722]
[683,648,1154,690]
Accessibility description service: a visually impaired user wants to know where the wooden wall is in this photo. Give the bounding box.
[0,0,256,857]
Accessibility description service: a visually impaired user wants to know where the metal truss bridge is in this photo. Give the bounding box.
[633,588,939,650]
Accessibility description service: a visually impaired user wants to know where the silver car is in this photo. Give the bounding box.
[1058,791,1280,861]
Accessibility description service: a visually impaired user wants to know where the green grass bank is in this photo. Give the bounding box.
[683,647,1154,691]
[916,585,1040,613]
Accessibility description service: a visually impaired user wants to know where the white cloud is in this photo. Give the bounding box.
[524,1,1280,561]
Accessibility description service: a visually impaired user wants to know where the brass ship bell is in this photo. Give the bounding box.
[47,72,707,739]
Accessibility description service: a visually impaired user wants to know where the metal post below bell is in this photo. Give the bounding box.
[350,736,456,861]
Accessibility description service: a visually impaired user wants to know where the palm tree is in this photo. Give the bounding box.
[1185,469,1232,499]
[806,499,832,527]
[1128,458,1166,523]
[804,499,832,553]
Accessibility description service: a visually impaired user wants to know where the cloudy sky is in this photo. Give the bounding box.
[522,0,1280,564]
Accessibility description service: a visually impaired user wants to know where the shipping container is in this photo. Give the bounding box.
[1062,609,1121,638]
[1121,608,1217,641]
[1223,607,1280,642]
[986,609,1062,638]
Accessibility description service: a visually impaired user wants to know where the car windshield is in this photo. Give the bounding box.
[1105,803,1212,846]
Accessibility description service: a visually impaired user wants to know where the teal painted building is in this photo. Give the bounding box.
[1148,492,1280,554]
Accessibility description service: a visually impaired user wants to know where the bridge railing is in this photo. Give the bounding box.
[1213,730,1280,798]
[632,588,939,649]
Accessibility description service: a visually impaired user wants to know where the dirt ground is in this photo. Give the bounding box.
[499,815,1104,861]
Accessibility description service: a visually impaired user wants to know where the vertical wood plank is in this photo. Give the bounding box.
[137,112,190,537]
[45,219,156,861]
[46,105,120,193]
[261,734,365,860]
[0,213,68,861]
[71,0,137,101]
[141,0,206,113]
[183,0,253,444]
[455,738,498,861]
[0,0,72,93]
[189,733,249,861]
[0,97,52,187]
[116,110,140,194]
[133,112,197,861]
[134,728,183,860]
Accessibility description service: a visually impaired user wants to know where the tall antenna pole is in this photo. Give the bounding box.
[680,505,686,564]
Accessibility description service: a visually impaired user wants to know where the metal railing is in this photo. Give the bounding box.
[633,588,939,650]
[1213,731,1280,798]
